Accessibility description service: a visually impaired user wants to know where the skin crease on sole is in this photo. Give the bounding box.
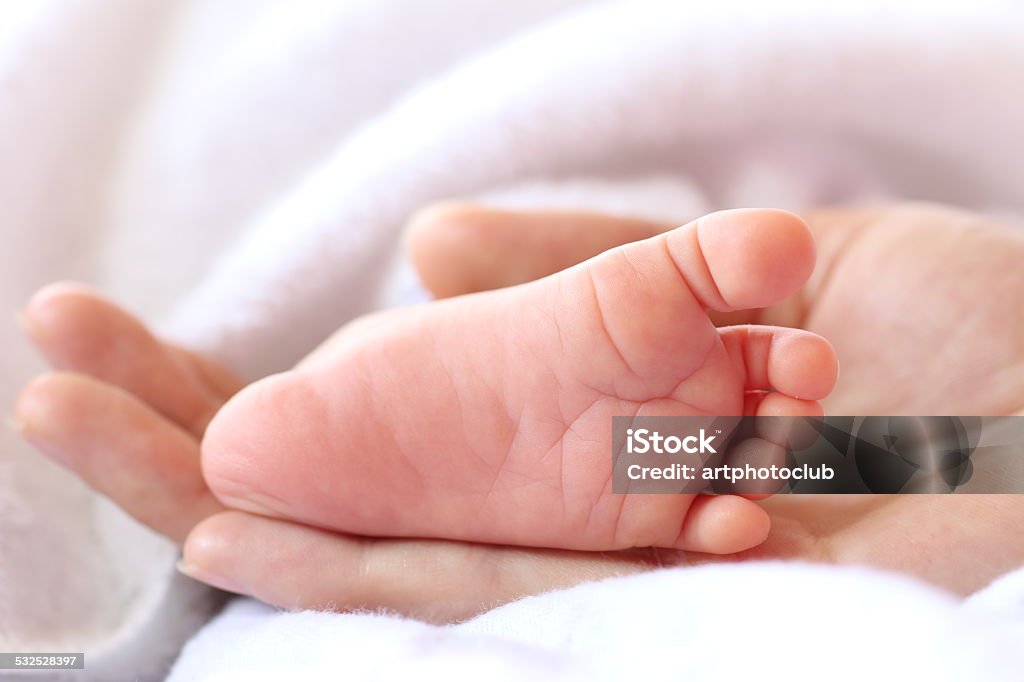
[198,208,837,553]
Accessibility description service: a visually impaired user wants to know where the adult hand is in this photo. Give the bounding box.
[14,202,1024,623]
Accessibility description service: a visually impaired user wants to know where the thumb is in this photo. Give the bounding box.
[404,203,669,298]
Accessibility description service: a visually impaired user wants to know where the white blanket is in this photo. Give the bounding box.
[165,563,1024,682]
[1,0,1023,679]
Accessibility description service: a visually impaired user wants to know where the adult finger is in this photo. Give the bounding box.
[181,511,664,622]
[13,372,223,542]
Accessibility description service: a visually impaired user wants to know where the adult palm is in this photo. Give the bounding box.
[737,205,1024,593]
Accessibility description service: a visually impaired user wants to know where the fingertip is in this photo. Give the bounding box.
[180,513,251,595]
[676,495,771,554]
[13,372,115,470]
[404,201,489,298]
[14,372,83,435]
[403,201,482,247]
[21,283,132,368]
[24,281,102,329]
[182,512,348,606]
[14,373,50,423]
[182,512,241,569]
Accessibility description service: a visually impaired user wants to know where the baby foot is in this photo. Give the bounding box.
[202,209,838,552]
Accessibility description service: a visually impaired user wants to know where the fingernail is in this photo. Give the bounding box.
[177,560,248,595]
